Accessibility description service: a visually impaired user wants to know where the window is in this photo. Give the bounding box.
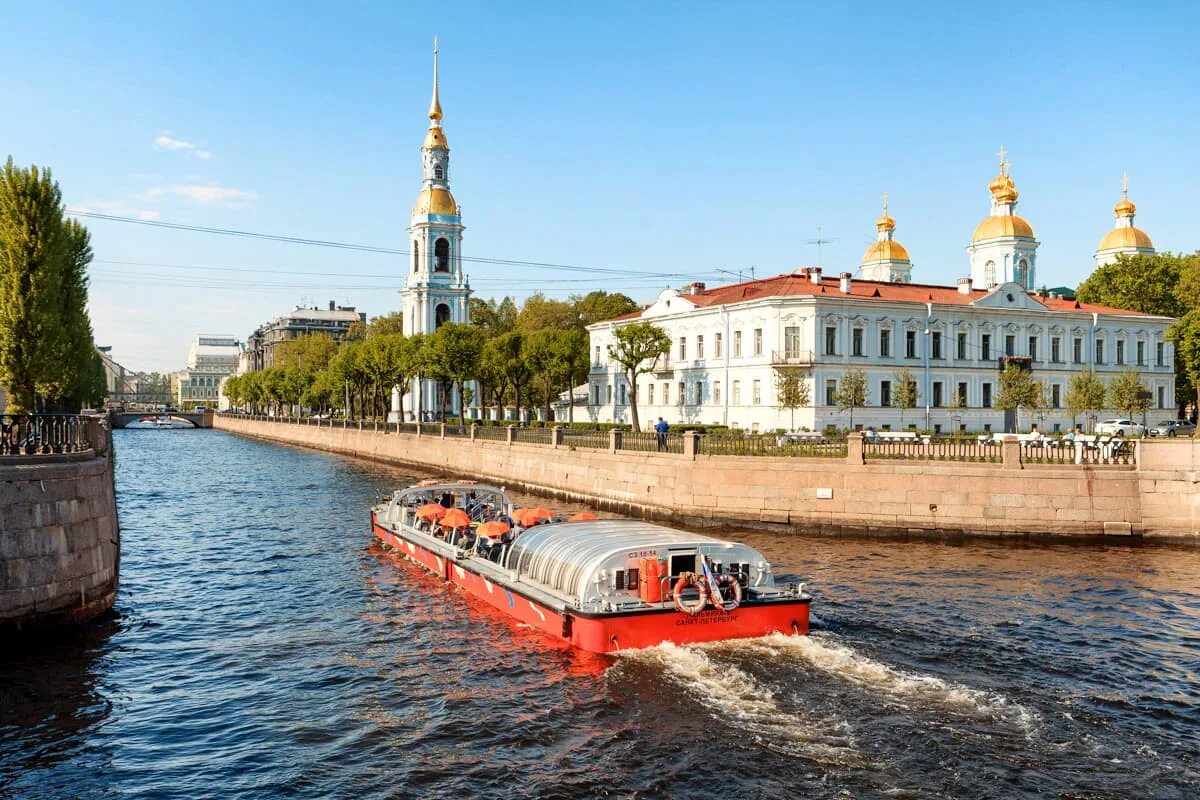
[1073,337,1083,364]
[1157,341,1165,367]
[982,334,991,361]
[824,326,837,356]
[714,381,721,404]
[413,241,420,273]
[1095,340,1105,364]
[785,326,802,358]
[1137,341,1145,366]
[752,380,761,405]
[825,379,837,406]
[852,327,864,357]
[1158,386,1166,408]
[1028,336,1038,361]
[906,330,917,358]
[957,381,968,407]
[647,383,654,405]
[1051,337,1061,363]
[1116,340,1125,365]
[880,329,892,358]
[754,329,763,356]
[697,335,705,359]
[619,383,627,406]
[662,382,669,405]
[434,238,450,272]
[732,380,741,405]
[982,382,993,408]
[679,337,687,361]
[984,260,996,286]
[678,381,686,405]
[932,381,944,407]
[606,385,612,404]
[932,331,942,360]
[733,331,742,357]
[715,333,723,359]
[697,382,705,404]
[957,332,967,360]
[880,380,892,407]
[435,303,451,328]
[1051,384,1061,408]
[1005,335,1015,357]
[594,345,600,365]
[434,165,444,180]
[1016,258,1029,287]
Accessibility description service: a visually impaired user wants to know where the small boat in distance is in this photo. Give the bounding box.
[370,482,812,653]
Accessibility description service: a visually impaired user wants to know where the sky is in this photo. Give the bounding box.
[3,1,1199,372]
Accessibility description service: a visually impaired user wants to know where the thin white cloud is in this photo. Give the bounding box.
[169,184,257,205]
[154,135,195,152]
[70,198,160,219]
[193,150,213,160]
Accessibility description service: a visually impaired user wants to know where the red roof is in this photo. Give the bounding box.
[599,273,1153,322]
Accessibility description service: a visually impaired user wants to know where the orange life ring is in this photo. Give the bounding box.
[710,573,742,612]
[672,572,709,615]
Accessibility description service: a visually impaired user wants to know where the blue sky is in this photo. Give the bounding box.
[4,2,1198,371]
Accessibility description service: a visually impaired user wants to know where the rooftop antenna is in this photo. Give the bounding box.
[806,226,836,268]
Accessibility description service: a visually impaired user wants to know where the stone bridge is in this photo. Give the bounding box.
[108,410,215,428]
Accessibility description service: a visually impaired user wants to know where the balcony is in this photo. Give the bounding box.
[650,355,674,374]
[770,349,815,366]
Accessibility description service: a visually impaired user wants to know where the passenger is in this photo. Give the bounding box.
[439,491,454,509]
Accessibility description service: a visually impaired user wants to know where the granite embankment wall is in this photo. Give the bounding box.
[216,416,1200,539]
[0,425,120,632]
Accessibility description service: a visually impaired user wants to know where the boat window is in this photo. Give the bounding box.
[669,552,696,579]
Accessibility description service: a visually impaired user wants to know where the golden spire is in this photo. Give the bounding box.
[428,36,443,122]
[1114,172,1136,218]
[876,192,896,231]
[988,145,1018,203]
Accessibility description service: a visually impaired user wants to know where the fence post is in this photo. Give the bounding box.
[683,430,699,460]
[470,423,479,442]
[846,432,864,465]
[609,428,622,453]
[506,424,516,445]
[1001,435,1022,469]
[551,426,564,448]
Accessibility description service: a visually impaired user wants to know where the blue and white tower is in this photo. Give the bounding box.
[396,38,472,420]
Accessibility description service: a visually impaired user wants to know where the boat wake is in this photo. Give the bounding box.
[620,642,865,766]
[732,632,1040,735]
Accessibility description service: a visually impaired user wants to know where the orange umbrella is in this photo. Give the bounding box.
[477,520,511,537]
[512,508,543,526]
[438,507,472,528]
[417,479,441,487]
[416,503,446,521]
[569,512,598,522]
[533,507,555,521]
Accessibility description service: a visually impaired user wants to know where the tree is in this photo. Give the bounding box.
[1171,310,1200,419]
[426,323,484,421]
[949,383,968,432]
[367,311,404,338]
[892,368,918,429]
[773,367,810,430]
[1107,368,1151,421]
[1066,370,1107,432]
[482,331,531,421]
[518,293,575,333]
[1076,253,1188,319]
[834,368,867,430]
[571,291,639,329]
[606,321,670,432]
[469,296,518,337]
[995,362,1040,432]
[524,328,575,421]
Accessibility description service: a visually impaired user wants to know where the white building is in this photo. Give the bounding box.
[177,335,242,407]
[392,40,473,421]
[587,164,1174,433]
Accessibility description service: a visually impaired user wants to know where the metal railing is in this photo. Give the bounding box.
[443,424,470,438]
[474,425,509,442]
[622,431,684,454]
[512,427,553,445]
[865,437,1000,463]
[699,433,847,458]
[561,429,610,449]
[0,414,94,456]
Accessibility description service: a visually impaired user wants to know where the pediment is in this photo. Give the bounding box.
[969,282,1048,311]
[643,289,696,318]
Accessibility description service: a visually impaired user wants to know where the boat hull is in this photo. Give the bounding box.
[372,514,810,654]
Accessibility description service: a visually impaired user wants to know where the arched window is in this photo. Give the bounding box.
[984,260,996,287]
[1016,258,1030,288]
[434,238,450,272]
[434,165,444,180]
[435,303,451,328]
[413,241,420,273]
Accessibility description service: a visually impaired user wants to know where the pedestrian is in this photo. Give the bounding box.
[654,417,669,451]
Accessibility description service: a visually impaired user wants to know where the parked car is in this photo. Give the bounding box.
[1148,419,1196,438]
[1095,419,1145,437]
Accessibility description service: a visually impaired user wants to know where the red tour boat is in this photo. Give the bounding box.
[370,482,812,654]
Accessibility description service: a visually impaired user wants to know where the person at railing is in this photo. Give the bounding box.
[655,417,669,451]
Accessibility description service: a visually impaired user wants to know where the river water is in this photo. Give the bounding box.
[1,430,1197,799]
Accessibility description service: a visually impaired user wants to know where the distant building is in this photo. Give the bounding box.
[96,346,138,403]
[177,335,242,406]
[243,301,365,372]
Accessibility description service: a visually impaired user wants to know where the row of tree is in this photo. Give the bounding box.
[223,291,642,422]
[0,159,105,413]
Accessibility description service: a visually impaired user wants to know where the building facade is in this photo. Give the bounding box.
[243,301,366,372]
[587,164,1174,433]
[176,335,242,407]
[392,40,473,421]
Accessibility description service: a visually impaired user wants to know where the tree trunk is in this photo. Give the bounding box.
[628,371,640,432]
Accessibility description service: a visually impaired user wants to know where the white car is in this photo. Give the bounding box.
[1095,419,1145,437]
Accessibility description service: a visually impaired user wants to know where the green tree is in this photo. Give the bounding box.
[469,296,518,337]
[1066,370,1107,432]
[367,311,404,338]
[1107,368,1151,421]
[570,290,639,329]
[1076,253,1188,319]
[518,293,575,332]
[892,368,918,429]
[426,323,484,421]
[995,362,1041,431]
[1170,311,1200,418]
[773,367,810,430]
[606,321,670,432]
[482,331,531,422]
[834,368,867,430]
[524,328,575,422]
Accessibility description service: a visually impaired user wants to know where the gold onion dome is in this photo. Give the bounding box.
[988,173,1019,203]
[1098,225,1153,251]
[423,126,448,150]
[972,214,1035,242]
[1114,196,1136,217]
[413,187,458,216]
[876,211,896,232]
[863,239,910,262]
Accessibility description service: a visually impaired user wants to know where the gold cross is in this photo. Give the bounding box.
[881,192,889,215]
[1121,172,1129,198]
[997,145,1009,175]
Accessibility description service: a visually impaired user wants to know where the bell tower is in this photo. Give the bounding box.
[395,38,472,420]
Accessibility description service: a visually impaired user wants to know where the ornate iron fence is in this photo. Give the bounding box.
[622,431,684,454]
[699,433,847,458]
[561,429,609,449]
[865,437,1001,463]
[0,414,93,456]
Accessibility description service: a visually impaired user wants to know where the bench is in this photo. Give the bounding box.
[777,431,828,445]
[875,431,930,444]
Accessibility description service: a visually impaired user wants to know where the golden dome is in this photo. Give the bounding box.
[876,212,896,232]
[972,214,1035,242]
[1113,197,1136,217]
[413,187,458,216]
[988,173,1018,203]
[862,239,910,263]
[423,125,449,150]
[1098,225,1153,252]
